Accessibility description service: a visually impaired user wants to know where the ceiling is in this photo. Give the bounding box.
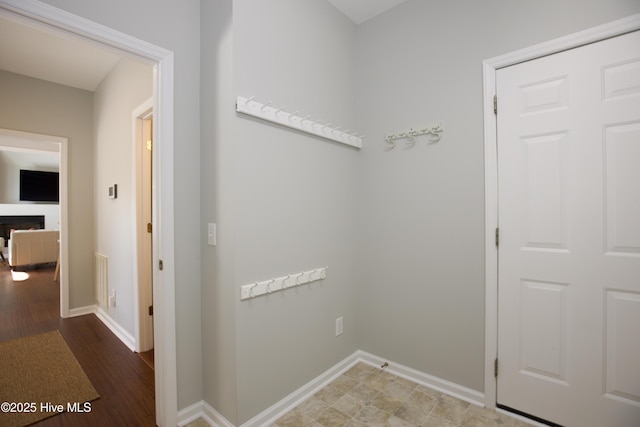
[329,0,408,24]
[0,13,122,91]
[0,1,406,93]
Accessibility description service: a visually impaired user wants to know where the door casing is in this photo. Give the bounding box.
[482,13,640,410]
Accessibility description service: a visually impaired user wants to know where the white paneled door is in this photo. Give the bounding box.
[496,30,640,427]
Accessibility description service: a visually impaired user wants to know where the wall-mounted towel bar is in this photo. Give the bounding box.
[240,266,328,301]
[385,124,443,149]
[236,96,363,149]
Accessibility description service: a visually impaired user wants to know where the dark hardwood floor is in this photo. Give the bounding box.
[0,262,156,426]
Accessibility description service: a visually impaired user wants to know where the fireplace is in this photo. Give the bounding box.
[0,215,45,247]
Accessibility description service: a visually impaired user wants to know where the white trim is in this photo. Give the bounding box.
[0,2,178,426]
[96,306,136,351]
[69,305,151,350]
[482,13,640,410]
[177,401,235,427]
[0,128,61,152]
[177,401,210,427]
[152,51,178,427]
[240,351,361,427]
[482,57,499,410]
[357,351,485,406]
[59,137,69,318]
[67,304,97,318]
[203,401,236,427]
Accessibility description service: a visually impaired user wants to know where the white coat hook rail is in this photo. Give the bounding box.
[384,124,443,149]
[236,96,363,149]
[240,266,328,300]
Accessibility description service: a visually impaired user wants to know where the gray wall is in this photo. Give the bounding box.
[8,0,640,423]
[202,0,640,422]
[0,70,95,308]
[39,0,204,410]
[93,58,153,335]
[200,0,238,422]
[232,0,360,423]
[356,0,640,392]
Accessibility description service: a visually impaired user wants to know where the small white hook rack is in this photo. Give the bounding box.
[240,266,328,301]
[385,124,443,149]
[236,96,363,149]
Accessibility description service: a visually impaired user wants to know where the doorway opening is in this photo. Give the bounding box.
[0,128,68,315]
[0,2,178,425]
[134,98,154,368]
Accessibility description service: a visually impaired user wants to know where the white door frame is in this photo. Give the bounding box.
[0,1,178,426]
[133,98,154,353]
[483,14,640,410]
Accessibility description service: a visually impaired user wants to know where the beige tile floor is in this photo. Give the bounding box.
[186,362,536,427]
[272,362,534,427]
[186,419,212,427]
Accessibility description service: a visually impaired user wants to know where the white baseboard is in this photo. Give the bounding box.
[240,351,361,427]
[203,401,235,427]
[178,350,485,427]
[177,400,234,427]
[66,305,137,353]
[177,400,203,426]
[95,306,136,351]
[355,350,485,407]
[68,304,97,317]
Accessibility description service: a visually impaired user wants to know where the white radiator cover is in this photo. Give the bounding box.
[95,253,108,307]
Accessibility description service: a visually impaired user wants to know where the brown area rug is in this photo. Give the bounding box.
[0,330,99,427]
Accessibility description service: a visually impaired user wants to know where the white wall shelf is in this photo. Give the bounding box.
[236,96,363,149]
[240,266,328,301]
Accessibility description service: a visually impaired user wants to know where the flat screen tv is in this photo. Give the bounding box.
[19,169,59,203]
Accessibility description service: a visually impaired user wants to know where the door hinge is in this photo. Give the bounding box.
[495,227,499,247]
[148,305,153,316]
[147,222,152,233]
[159,259,164,271]
[494,358,499,377]
[493,95,497,114]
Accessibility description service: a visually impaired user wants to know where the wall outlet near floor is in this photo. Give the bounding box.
[335,317,343,336]
[109,290,116,308]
